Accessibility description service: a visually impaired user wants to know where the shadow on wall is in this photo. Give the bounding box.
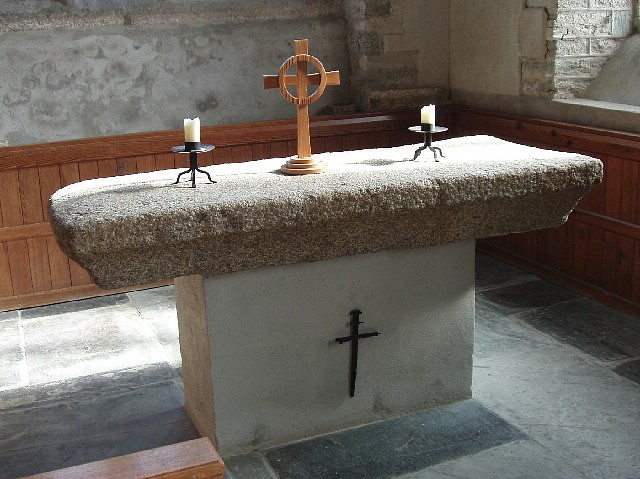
[584,33,640,107]
[0,17,351,146]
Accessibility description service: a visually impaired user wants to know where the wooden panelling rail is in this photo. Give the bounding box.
[5,106,634,316]
[0,111,420,170]
[450,107,640,317]
[0,110,423,311]
[19,438,224,479]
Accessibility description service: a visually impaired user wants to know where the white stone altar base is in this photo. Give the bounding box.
[48,135,603,455]
[176,241,474,454]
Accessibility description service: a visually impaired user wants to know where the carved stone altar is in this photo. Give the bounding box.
[49,135,602,454]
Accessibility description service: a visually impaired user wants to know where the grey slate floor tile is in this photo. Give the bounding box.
[474,253,537,292]
[2,253,640,479]
[408,440,590,479]
[1,417,199,479]
[614,359,640,385]
[0,363,180,410]
[20,293,131,320]
[225,452,279,479]
[516,297,640,361]
[476,278,582,315]
[263,400,525,479]
[21,301,167,384]
[0,366,198,478]
[0,317,24,389]
[129,286,181,367]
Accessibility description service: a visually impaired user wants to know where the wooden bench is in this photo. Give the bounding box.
[20,438,224,479]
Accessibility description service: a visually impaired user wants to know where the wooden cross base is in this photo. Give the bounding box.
[264,39,340,176]
[281,156,327,175]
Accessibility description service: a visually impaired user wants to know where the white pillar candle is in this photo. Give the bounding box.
[184,117,200,142]
[420,105,435,125]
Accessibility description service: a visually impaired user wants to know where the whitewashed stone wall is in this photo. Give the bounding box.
[0,0,350,145]
[344,0,449,111]
[523,0,635,99]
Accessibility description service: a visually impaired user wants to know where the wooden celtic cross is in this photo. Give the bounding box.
[263,39,340,174]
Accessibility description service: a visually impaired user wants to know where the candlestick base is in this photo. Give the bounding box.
[280,156,327,175]
[408,126,448,161]
[171,144,216,188]
[184,141,201,151]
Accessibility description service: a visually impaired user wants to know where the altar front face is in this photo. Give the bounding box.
[176,241,475,454]
[47,136,603,455]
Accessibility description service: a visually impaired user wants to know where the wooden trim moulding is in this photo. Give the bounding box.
[0,223,52,243]
[571,209,640,241]
[478,241,640,318]
[21,437,224,479]
[0,110,420,171]
[452,107,640,161]
[0,280,172,312]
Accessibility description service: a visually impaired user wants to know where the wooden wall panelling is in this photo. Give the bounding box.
[324,135,344,153]
[620,159,639,223]
[28,237,52,292]
[7,240,33,296]
[0,169,23,227]
[250,143,272,161]
[269,141,290,158]
[230,145,254,164]
[451,108,640,161]
[78,160,100,181]
[310,136,326,154]
[69,258,93,287]
[342,133,364,152]
[633,242,640,304]
[59,163,80,187]
[556,222,575,275]
[97,158,118,178]
[578,172,606,214]
[584,222,604,287]
[601,230,618,293]
[116,157,139,176]
[18,168,44,224]
[614,236,635,299]
[155,152,176,171]
[0,111,421,310]
[137,155,156,174]
[47,236,72,290]
[603,156,623,219]
[212,147,233,165]
[452,107,640,316]
[287,140,297,156]
[199,150,217,168]
[0,243,13,297]
[38,165,62,222]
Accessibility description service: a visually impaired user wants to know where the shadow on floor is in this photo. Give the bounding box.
[1,253,639,479]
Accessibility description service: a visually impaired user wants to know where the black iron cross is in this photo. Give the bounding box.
[335,309,380,397]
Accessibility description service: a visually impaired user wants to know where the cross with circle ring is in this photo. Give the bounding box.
[263,39,340,174]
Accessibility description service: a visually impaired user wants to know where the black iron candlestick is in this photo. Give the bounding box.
[408,124,448,161]
[171,142,216,188]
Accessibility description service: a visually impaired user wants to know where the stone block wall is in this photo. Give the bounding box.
[344,0,449,112]
[0,0,351,146]
[523,0,635,99]
[1,0,452,146]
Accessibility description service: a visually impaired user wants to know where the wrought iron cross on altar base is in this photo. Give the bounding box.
[263,39,340,174]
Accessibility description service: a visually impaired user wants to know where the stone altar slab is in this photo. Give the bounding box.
[49,135,602,290]
[48,135,602,454]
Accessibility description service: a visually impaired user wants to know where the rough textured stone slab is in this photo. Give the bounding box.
[48,135,602,288]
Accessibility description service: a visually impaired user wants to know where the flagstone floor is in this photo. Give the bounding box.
[1,253,639,479]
